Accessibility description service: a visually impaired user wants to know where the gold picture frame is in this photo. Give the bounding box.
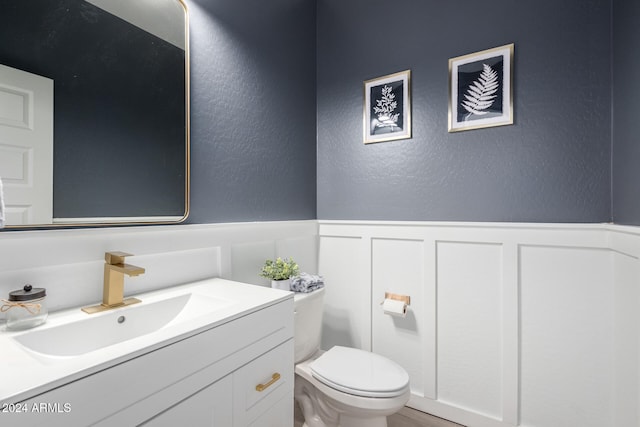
[448,44,514,132]
[363,70,411,144]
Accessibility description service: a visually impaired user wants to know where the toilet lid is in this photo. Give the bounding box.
[309,346,409,398]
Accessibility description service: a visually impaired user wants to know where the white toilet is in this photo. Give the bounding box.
[294,287,411,427]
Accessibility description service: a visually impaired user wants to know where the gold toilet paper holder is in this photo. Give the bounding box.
[381,292,411,305]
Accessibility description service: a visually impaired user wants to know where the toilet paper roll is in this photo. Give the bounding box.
[382,298,407,318]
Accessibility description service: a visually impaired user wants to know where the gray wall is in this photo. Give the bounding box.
[186,0,317,223]
[317,0,612,222]
[612,0,640,225]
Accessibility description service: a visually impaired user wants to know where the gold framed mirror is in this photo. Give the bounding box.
[0,0,189,228]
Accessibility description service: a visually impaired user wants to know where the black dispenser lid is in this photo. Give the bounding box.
[9,284,46,301]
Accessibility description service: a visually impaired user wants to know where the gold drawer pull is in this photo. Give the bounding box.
[255,373,281,392]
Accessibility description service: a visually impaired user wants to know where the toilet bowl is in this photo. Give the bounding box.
[294,288,410,427]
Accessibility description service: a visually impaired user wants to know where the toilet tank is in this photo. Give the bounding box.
[293,287,325,363]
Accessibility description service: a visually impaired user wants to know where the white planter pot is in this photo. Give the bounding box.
[271,279,291,291]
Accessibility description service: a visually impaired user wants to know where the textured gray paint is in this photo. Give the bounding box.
[186,0,317,223]
[317,0,612,222]
[612,0,640,225]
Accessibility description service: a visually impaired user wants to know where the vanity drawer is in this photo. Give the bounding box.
[233,338,294,426]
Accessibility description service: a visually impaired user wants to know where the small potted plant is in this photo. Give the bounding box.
[259,257,299,291]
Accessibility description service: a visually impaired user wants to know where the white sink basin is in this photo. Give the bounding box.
[13,292,232,357]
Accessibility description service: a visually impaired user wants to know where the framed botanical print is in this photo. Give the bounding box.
[364,70,411,144]
[449,44,514,132]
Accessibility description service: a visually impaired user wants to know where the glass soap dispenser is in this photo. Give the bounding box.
[2,284,48,331]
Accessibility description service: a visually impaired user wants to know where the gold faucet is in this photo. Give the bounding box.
[82,251,145,314]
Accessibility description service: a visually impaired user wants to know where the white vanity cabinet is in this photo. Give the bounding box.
[141,375,234,426]
[4,287,294,427]
[140,340,294,427]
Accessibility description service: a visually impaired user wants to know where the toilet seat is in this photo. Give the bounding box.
[309,346,410,398]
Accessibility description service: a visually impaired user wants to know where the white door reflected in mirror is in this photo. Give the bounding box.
[0,64,53,225]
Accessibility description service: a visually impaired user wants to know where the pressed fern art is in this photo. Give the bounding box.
[449,44,514,132]
[363,70,411,144]
[461,64,499,119]
[373,85,400,131]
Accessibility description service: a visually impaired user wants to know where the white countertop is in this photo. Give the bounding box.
[0,278,291,404]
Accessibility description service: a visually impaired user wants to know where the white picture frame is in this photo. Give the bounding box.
[363,70,411,144]
[449,44,514,132]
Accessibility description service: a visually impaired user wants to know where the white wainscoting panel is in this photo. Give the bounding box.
[436,241,503,420]
[277,235,319,283]
[318,235,371,351]
[231,240,278,286]
[0,221,317,313]
[612,251,640,427]
[519,246,613,427]
[318,221,640,427]
[372,238,426,397]
[3,219,640,427]
[230,235,317,287]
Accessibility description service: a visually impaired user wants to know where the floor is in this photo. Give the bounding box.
[294,403,464,427]
[387,407,465,427]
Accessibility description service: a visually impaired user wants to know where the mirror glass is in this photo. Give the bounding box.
[0,0,189,228]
